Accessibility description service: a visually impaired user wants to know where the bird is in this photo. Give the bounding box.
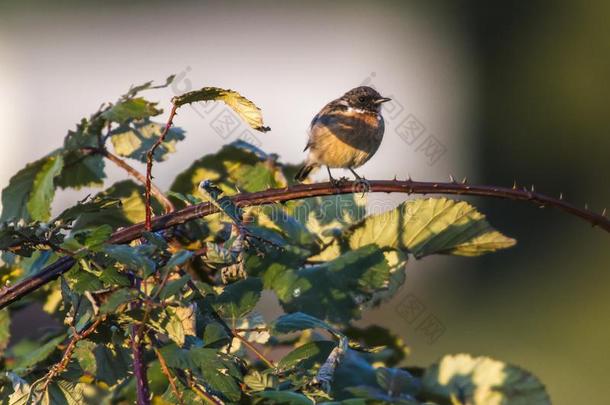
[294,86,391,183]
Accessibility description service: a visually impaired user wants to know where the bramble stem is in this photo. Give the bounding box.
[103,149,174,214]
[145,104,178,230]
[1,179,608,309]
[153,346,184,405]
[41,317,104,389]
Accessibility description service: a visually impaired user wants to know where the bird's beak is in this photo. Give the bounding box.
[375,97,392,104]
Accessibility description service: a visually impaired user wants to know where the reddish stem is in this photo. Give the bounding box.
[1,179,608,309]
[145,104,178,230]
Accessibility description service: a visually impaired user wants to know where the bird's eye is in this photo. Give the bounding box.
[358,96,366,103]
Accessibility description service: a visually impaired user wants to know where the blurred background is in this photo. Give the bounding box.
[1,1,608,403]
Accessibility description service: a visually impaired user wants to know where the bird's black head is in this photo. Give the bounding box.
[341,86,391,112]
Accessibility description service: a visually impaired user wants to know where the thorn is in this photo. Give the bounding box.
[559,192,563,200]
[512,180,517,190]
[393,175,397,181]
[449,174,456,183]
[531,184,535,192]
[407,173,412,181]
[585,203,589,210]
[602,208,607,217]
[461,176,468,184]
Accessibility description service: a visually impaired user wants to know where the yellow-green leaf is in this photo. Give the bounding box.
[422,353,551,405]
[172,87,269,132]
[27,154,64,221]
[110,121,185,163]
[347,198,516,258]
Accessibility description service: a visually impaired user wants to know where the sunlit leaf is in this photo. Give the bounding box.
[1,154,63,222]
[170,143,284,196]
[346,198,516,258]
[422,353,551,405]
[73,180,160,230]
[110,120,185,162]
[172,87,270,132]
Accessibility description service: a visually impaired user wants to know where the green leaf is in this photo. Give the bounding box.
[199,180,243,224]
[163,250,194,270]
[422,353,551,405]
[255,391,314,405]
[203,322,230,348]
[123,75,175,99]
[270,245,392,323]
[376,367,420,397]
[98,266,130,287]
[99,289,137,314]
[41,380,85,405]
[62,116,104,151]
[1,154,62,222]
[102,98,162,123]
[110,120,185,162]
[2,371,30,404]
[72,180,161,230]
[0,310,10,355]
[278,340,337,371]
[170,143,285,196]
[346,198,516,258]
[92,342,131,385]
[343,325,409,368]
[172,87,270,132]
[214,277,262,322]
[272,312,338,335]
[72,340,96,374]
[157,275,189,300]
[104,244,156,276]
[56,150,105,190]
[10,334,66,372]
[53,196,121,225]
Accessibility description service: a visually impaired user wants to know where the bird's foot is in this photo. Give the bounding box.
[329,176,350,188]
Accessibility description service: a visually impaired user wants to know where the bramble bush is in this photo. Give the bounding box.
[0,76,571,404]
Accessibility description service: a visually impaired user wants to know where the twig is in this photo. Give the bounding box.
[102,149,174,214]
[153,346,184,405]
[185,373,223,405]
[41,317,104,389]
[233,327,269,333]
[232,333,275,369]
[145,104,178,230]
[131,323,151,405]
[1,179,608,309]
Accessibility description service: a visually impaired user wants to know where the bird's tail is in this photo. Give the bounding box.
[294,163,317,182]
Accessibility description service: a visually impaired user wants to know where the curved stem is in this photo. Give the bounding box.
[0,179,607,309]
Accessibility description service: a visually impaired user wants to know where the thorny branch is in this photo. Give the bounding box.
[145,104,178,230]
[102,149,174,214]
[153,346,184,405]
[80,147,174,214]
[41,317,105,390]
[1,179,608,310]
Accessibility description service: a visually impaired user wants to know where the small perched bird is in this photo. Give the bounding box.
[295,86,391,183]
